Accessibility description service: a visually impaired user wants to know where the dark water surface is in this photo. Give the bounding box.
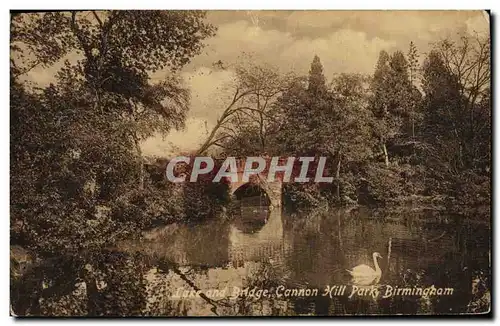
[139,204,490,316]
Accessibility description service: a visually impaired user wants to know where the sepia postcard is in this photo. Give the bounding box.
[10,10,491,317]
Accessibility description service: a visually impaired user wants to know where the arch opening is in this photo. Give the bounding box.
[231,183,271,233]
[232,183,271,206]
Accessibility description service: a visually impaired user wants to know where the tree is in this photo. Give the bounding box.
[421,34,490,175]
[407,42,419,86]
[432,33,491,171]
[10,12,77,78]
[370,50,391,166]
[329,73,376,198]
[272,56,375,202]
[10,10,215,316]
[419,33,490,211]
[307,55,327,95]
[370,50,416,166]
[11,8,215,255]
[407,41,420,140]
[434,34,490,112]
[196,61,295,155]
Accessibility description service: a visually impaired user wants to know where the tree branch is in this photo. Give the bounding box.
[70,11,92,61]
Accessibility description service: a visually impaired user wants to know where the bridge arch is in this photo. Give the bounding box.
[232,182,271,205]
[218,157,284,209]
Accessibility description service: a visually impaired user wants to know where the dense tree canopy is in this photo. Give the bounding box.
[201,34,489,208]
[11,10,215,316]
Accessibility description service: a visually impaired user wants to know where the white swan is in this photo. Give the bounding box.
[346,252,382,286]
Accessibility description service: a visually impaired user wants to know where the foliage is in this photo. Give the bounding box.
[10,11,491,316]
[369,50,423,166]
[212,35,489,212]
[307,55,327,95]
[145,155,231,222]
[421,34,490,175]
[10,10,215,316]
[198,60,297,155]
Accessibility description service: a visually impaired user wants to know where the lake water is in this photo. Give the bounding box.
[136,203,490,316]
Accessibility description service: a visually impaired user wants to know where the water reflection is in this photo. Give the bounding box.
[139,204,490,316]
[231,204,270,234]
[229,207,287,269]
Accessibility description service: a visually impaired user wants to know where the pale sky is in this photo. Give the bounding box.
[19,10,490,157]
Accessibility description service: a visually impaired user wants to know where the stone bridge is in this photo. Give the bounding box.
[216,157,286,209]
[144,156,286,208]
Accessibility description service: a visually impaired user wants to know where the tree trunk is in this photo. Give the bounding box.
[196,89,247,155]
[132,133,144,191]
[382,142,389,167]
[337,209,343,251]
[128,100,144,190]
[336,152,341,199]
[259,111,265,152]
[411,107,415,140]
[197,120,223,155]
[84,266,99,316]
